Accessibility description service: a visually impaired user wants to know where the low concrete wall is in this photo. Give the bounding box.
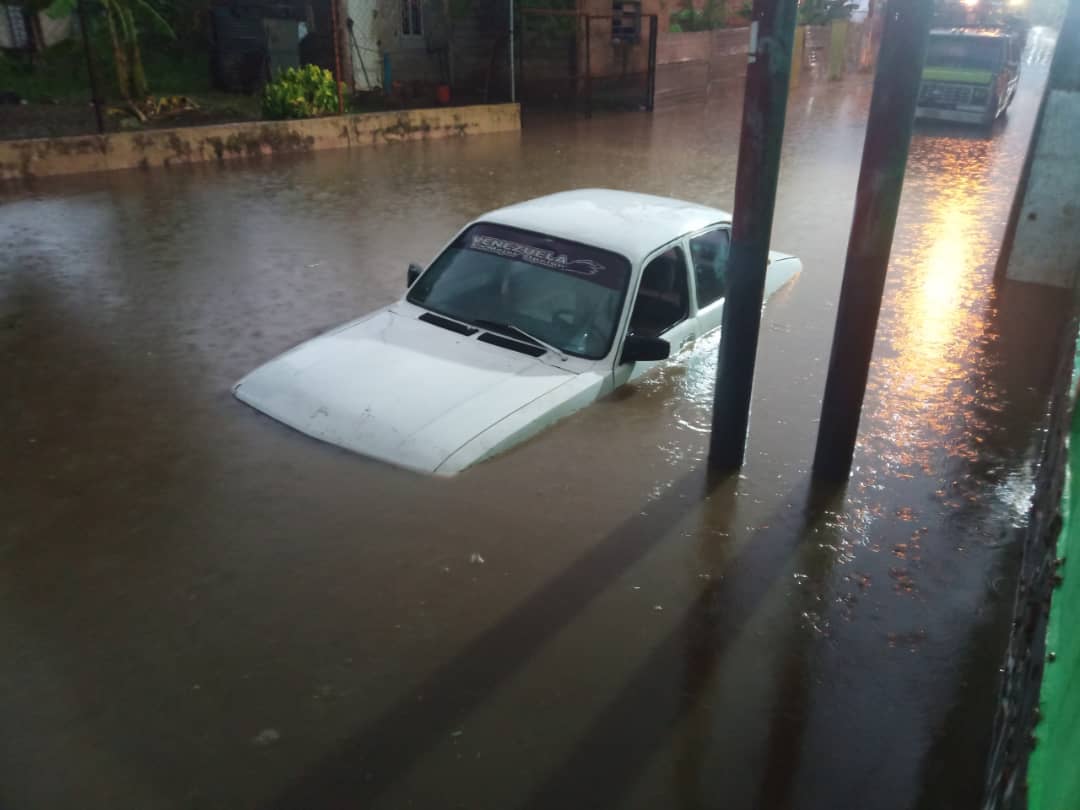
[654,22,873,106]
[0,103,521,182]
[657,30,714,65]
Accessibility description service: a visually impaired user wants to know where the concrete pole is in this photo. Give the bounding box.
[812,0,935,482]
[708,0,799,471]
[997,1,1080,291]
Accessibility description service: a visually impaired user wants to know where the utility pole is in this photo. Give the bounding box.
[708,0,799,470]
[812,0,935,482]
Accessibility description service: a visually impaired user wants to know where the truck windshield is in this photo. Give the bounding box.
[408,223,631,360]
[926,35,1006,72]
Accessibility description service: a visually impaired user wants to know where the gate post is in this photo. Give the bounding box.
[585,14,593,117]
[646,14,658,111]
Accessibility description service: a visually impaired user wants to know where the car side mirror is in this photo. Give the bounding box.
[407,263,423,287]
[620,333,670,364]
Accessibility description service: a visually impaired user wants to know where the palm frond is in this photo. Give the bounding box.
[129,0,176,38]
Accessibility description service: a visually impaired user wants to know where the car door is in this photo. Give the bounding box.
[687,224,730,338]
[611,244,698,386]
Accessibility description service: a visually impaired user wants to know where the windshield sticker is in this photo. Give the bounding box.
[470,234,606,276]
[457,225,630,291]
[460,224,628,291]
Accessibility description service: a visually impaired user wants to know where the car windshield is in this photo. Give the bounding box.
[926,35,1006,72]
[407,223,632,360]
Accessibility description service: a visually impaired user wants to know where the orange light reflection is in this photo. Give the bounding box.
[864,172,995,477]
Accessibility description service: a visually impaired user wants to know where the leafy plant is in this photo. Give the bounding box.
[669,0,728,31]
[518,0,576,47]
[41,0,174,100]
[262,65,341,119]
[797,0,856,25]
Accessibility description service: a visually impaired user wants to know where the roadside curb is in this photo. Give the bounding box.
[0,103,521,182]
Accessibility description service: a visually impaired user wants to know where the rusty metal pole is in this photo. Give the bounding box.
[812,0,935,482]
[708,0,799,470]
[330,0,345,114]
[585,14,592,117]
[646,14,658,111]
[76,0,104,134]
[509,0,516,102]
[520,11,527,103]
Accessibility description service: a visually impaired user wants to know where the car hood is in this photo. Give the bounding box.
[233,308,575,473]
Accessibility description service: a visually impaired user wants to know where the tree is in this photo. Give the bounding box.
[41,0,174,100]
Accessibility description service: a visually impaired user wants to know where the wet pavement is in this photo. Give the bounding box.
[0,28,1066,810]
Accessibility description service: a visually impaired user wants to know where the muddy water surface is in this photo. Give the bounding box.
[0,29,1064,810]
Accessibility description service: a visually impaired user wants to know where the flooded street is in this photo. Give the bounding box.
[0,29,1065,809]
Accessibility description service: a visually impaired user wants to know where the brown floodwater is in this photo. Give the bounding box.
[0,28,1065,810]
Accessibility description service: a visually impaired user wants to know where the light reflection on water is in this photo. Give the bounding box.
[866,161,998,476]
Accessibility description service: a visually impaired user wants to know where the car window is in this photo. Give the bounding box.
[689,227,730,308]
[407,223,632,360]
[628,247,689,338]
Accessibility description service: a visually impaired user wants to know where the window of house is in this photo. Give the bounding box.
[689,227,730,308]
[401,0,422,36]
[628,247,689,338]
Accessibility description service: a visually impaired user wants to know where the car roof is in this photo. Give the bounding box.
[479,189,731,265]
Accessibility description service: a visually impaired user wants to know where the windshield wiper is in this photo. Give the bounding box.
[471,318,568,361]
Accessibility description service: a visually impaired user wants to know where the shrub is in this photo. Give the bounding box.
[669,0,728,31]
[262,65,340,120]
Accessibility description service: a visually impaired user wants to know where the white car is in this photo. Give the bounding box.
[234,189,802,475]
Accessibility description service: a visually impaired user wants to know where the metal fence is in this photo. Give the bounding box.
[2,0,522,142]
[517,9,657,113]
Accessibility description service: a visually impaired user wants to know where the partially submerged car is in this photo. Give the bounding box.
[916,27,1021,126]
[234,190,802,475]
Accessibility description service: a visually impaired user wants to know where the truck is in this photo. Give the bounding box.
[916,26,1022,126]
